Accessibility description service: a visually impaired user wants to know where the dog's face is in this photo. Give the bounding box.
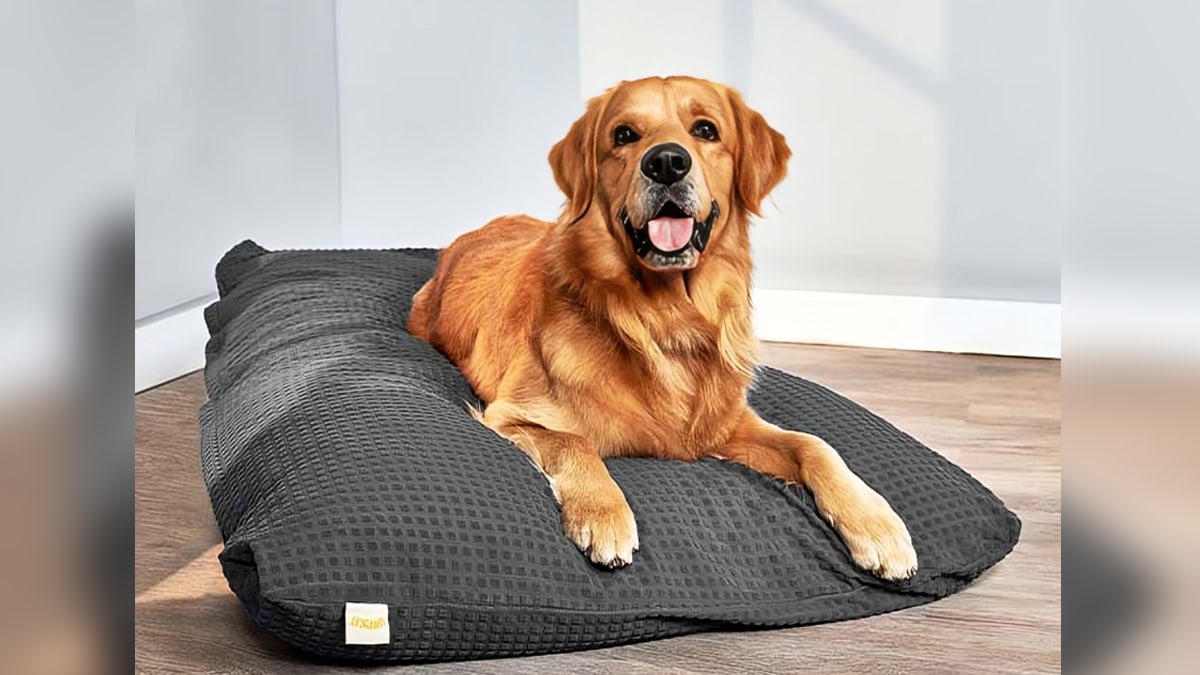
[550,77,791,272]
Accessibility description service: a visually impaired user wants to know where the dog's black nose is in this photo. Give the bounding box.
[640,143,692,185]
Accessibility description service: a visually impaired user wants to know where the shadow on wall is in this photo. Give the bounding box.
[723,0,1059,303]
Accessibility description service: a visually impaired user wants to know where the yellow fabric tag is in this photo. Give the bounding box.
[344,602,390,645]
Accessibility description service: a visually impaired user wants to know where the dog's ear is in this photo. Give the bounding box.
[549,91,610,224]
[726,87,791,217]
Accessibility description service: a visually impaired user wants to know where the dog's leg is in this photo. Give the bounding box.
[481,404,638,568]
[715,411,917,580]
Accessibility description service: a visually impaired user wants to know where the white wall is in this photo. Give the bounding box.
[335,0,581,248]
[135,0,341,320]
[135,0,1061,313]
[580,0,1061,303]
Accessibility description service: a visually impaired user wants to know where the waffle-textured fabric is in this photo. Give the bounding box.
[200,240,1020,664]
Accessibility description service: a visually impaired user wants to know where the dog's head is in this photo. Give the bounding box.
[550,76,791,272]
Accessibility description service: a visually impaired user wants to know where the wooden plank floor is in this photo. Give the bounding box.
[135,343,1061,674]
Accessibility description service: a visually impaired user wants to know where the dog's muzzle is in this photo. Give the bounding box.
[621,200,719,269]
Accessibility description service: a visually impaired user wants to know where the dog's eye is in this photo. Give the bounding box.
[691,119,719,142]
[613,125,640,147]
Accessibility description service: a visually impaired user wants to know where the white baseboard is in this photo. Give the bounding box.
[752,289,1060,358]
[135,302,212,393]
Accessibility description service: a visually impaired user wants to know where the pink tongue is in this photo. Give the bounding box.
[647,217,693,252]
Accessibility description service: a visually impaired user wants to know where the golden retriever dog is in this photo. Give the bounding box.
[409,76,917,580]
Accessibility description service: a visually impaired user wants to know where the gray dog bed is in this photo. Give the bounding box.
[199,240,1020,663]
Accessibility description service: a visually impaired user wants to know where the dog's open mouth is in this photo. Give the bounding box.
[621,200,720,270]
[645,201,694,252]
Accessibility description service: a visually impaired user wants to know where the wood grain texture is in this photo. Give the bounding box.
[135,344,1061,674]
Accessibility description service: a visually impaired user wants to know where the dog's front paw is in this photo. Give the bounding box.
[560,490,639,568]
[835,485,918,581]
